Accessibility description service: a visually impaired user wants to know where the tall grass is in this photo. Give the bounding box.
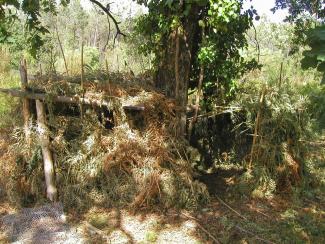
[231,50,323,198]
[0,47,20,128]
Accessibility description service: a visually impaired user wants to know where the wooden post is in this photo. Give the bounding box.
[249,86,266,169]
[55,23,69,75]
[278,62,284,88]
[187,27,205,140]
[36,100,57,201]
[39,63,43,77]
[19,59,31,146]
[105,58,112,95]
[81,41,85,92]
[188,63,204,140]
[80,41,85,118]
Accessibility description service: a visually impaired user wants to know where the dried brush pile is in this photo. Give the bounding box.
[1,72,209,210]
[232,80,312,198]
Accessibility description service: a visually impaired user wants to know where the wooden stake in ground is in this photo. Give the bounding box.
[188,63,204,140]
[187,27,205,140]
[19,59,31,146]
[80,40,85,118]
[55,22,69,75]
[278,62,284,88]
[249,86,267,169]
[36,100,57,201]
[81,41,85,92]
[105,58,112,95]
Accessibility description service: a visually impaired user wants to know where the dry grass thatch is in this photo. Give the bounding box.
[0,72,209,210]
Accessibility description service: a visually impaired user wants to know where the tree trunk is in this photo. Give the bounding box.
[36,100,57,201]
[154,6,200,137]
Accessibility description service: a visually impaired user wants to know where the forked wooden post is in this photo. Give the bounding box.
[36,100,58,201]
[19,59,31,146]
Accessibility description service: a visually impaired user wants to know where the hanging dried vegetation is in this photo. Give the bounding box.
[0,72,209,210]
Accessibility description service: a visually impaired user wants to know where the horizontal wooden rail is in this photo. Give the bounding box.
[0,88,145,111]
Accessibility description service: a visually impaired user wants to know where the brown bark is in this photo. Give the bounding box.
[19,59,31,146]
[154,6,201,137]
[36,100,57,201]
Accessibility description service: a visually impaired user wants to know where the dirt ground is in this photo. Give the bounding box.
[1,173,324,244]
[0,129,324,243]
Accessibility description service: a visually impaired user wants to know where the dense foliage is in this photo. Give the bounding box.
[135,0,259,108]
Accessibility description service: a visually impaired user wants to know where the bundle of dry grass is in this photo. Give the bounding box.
[1,72,209,210]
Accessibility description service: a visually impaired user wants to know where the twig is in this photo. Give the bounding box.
[83,221,109,242]
[235,225,276,244]
[89,0,126,45]
[252,22,260,63]
[181,212,221,244]
[216,196,247,220]
[55,22,69,75]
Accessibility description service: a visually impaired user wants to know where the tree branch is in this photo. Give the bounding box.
[89,0,126,45]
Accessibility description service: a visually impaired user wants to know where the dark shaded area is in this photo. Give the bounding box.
[197,168,246,196]
[189,111,252,168]
[124,109,145,130]
[95,106,115,130]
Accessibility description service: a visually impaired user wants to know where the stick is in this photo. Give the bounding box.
[83,221,109,242]
[235,225,275,244]
[175,26,180,99]
[81,40,85,92]
[216,196,247,220]
[279,62,283,88]
[80,40,85,119]
[105,58,112,96]
[55,22,69,75]
[181,212,221,244]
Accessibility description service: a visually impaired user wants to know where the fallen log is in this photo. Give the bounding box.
[0,88,145,111]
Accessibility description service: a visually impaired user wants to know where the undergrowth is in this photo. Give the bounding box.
[230,53,325,199]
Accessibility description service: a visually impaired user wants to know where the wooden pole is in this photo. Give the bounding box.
[81,41,85,92]
[105,58,112,96]
[278,62,283,88]
[55,23,69,75]
[249,86,266,169]
[80,41,85,118]
[187,63,204,140]
[39,63,43,77]
[36,100,57,201]
[175,26,180,99]
[0,88,145,111]
[187,27,205,140]
[19,59,31,146]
